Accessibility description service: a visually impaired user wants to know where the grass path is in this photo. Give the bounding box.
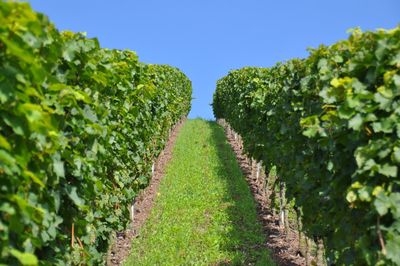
[125,119,274,265]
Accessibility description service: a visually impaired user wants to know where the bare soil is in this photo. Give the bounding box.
[223,127,306,266]
[107,119,186,266]
[107,118,306,266]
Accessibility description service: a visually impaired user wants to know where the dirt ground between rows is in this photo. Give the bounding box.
[107,119,305,266]
[107,119,185,266]
[224,126,306,266]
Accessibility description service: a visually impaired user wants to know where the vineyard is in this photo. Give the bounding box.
[213,27,400,265]
[1,1,400,266]
[0,2,191,265]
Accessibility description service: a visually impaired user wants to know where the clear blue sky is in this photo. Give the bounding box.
[26,0,399,119]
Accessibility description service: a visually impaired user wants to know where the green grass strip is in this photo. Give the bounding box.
[125,119,274,266]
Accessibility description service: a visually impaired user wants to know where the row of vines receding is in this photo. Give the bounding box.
[0,2,192,265]
[213,27,400,265]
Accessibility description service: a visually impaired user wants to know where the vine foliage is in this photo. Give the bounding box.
[213,27,400,265]
[0,2,192,264]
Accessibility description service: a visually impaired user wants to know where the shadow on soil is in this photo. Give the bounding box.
[205,120,274,266]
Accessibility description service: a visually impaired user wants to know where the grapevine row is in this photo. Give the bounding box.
[213,27,400,265]
[0,2,191,265]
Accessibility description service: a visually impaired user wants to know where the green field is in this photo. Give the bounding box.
[125,119,274,266]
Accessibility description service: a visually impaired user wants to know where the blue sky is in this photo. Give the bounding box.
[27,0,399,119]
